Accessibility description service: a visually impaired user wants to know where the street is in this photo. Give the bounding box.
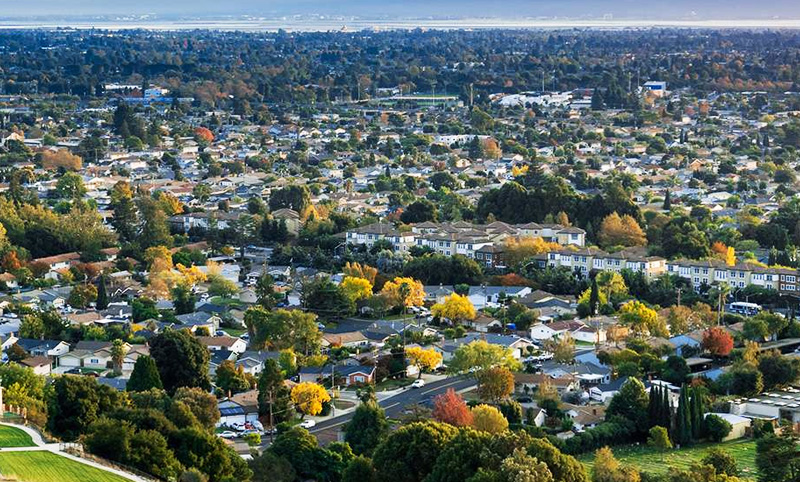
[308,375,477,443]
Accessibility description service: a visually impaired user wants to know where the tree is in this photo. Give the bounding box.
[244,307,321,355]
[476,366,515,402]
[55,172,87,199]
[343,262,378,285]
[174,387,220,430]
[110,339,128,374]
[757,428,800,482]
[663,190,671,210]
[95,276,109,310]
[149,329,211,394]
[674,384,692,447]
[592,446,640,482]
[432,388,473,427]
[291,382,331,418]
[759,349,800,390]
[503,237,561,269]
[110,181,138,242]
[406,346,443,376]
[47,375,125,441]
[702,327,734,357]
[743,318,770,342]
[249,452,295,482]
[127,355,163,392]
[648,426,673,461]
[340,276,373,303]
[41,149,82,171]
[598,212,647,248]
[254,273,278,309]
[68,283,98,309]
[258,359,292,426]
[343,456,378,482]
[448,340,522,374]
[701,448,738,477]
[471,404,508,434]
[344,401,389,456]
[215,360,252,395]
[207,275,239,298]
[431,294,476,325]
[269,185,312,218]
[172,283,196,315]
[497,448,553,482]
[301,276,355,319]
[661,216,711,259]
[718,362,764,397]
[137,196,172,249]
[704,414,732,442]
[401,199,438,224]
[380,277,425,309]
[549,333,576,363]
[606,378,649,433]
[372,422,458,482]
[618,301,665,337]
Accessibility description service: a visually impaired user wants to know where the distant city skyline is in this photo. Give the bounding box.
[8,0,800,20]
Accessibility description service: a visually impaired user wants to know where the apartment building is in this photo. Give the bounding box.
[666,260,799,294]
[541,247,668,279]
[345,221,586,264]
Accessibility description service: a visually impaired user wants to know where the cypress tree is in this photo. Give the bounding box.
[648,385,659,428]
[674,384,692,446]
[127,355,163,392]
[96,275,109,310]
[663,190,671,210]
[691,387,704,441]
[661,384,671,429]
[589,278,600,316]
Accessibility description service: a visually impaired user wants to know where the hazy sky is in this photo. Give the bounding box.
[7,0,800,19]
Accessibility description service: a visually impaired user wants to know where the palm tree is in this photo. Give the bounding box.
[110,339,128,374]
[710,283,731,326]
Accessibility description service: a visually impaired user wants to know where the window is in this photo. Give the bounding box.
[694,268,699,274]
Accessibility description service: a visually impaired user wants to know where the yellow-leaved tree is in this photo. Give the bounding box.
[618,300,667,337]
[503,237,561,269]
[406,346,443,376]
[340,276,373,303]
[597,212,647,248]
[291,382,331,418]
[343,262,378,285]
[471,404,509,434]
[380,277,425,309]
[431,293,476,325]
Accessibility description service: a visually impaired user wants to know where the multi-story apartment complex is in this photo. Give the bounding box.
[539,247,668,279]
[345,221,586,268]
[537,246,800,295]
[665,260,799,295]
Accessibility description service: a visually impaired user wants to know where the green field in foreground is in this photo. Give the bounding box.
[578,439,758,478]
[0,451,131,482]
[0,425,35,447]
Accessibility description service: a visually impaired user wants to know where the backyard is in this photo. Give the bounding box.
[578,439,758,478]
[0,425,35,448]
[0,452,132,482]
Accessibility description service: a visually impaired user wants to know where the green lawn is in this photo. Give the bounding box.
[0,451,131,482]
[221,327,247,337]
[578,439,758,478]
[0,424,35,447]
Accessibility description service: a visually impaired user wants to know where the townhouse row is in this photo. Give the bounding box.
[345,221,586,268]
[538,247,800,295]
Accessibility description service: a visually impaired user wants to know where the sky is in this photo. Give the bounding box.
[7,1,800,20]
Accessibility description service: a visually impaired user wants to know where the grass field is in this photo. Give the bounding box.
[578,439,758,478]
[0,452,131,482]
[0,425,35,447]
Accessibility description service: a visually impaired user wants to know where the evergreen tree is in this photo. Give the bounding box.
[674,384,692,446]
[591,89,605,110]
[661,384,671,429]
[127,355,163,392]
[96,276,109,310]
[589,278,600,316]
[647,385,660,428]
[663,189,671,211]
[691,388,704,441]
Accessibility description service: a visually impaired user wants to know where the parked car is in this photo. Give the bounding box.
[411,379,425,389]
[299,419,316,429]
[218,431,237,439]
[215,330,226,336]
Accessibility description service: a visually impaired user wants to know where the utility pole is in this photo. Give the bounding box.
[676,288,682,307]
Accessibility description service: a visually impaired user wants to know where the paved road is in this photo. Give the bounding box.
[309,376,477,441]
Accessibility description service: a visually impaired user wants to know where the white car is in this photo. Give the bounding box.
[411,379,425,389]
[299,419,316,429]
[218,431,237,439]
